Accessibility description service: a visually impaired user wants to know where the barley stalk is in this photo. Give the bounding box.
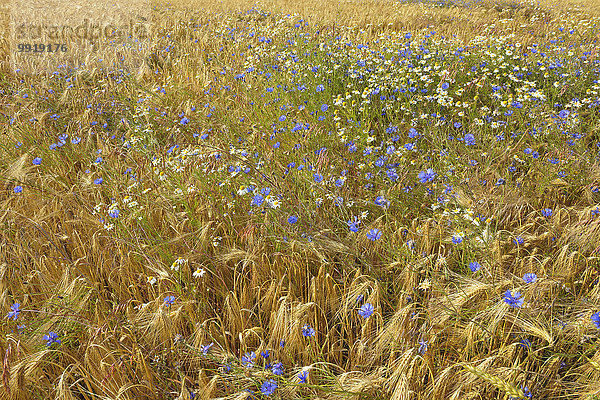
[463,364,525,399]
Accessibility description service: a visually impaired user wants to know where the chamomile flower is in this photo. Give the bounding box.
[171,257,187,271]
[193,268,206,278]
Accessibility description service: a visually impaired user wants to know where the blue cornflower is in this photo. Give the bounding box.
[558,109,569,119]
[271,362,284,375]
[374,196,388,206]
[7,303,21,320]
[279,115,286,122]
[503,290,524,308]
[335,178,344,187]
[251,193,265,206]
[32,157,42,165]
[542,208,553,217]
[94,178,103,184]
[298,370,309,383]
[386,169,399,181]
[164,295,175,307]
[418,339,428,354]
[108,209,120,218]
[302,324,315,338]
[180,116,189,125]
[548,157,560,165]
[14,186,23,193]
[288,215,298,224]
[441,82,450,90]
[43,331,61,347]
[523,273,537,284]
[358,303,374,319]
[519,338,532,349]
[591,312,600,329]
[347,219,359,232]
[313,173,323,183]
[511,386,533,400]
[464,133,475,146]
[260,379,277,396]
[261,350,270,359]
[452,234,463,244]
[418,168,436,183]
[408,127,420,138]
[513,236,524,245]
[200,343,213,355]
[280,340,285,348]
[469,262,482,272]
[367,229,382,241]
[321,104,328,112]
[375,157,386,167]
[242,352,256,367]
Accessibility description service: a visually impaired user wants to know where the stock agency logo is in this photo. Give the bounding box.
[14,18,152,42]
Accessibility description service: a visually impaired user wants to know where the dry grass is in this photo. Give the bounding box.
[1,0,600,398]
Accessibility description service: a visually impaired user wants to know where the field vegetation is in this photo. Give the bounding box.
[2,0,600,398]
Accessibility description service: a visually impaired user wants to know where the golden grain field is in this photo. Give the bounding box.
[1,0,600,399]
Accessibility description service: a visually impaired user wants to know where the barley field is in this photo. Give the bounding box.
[1,0,600,398]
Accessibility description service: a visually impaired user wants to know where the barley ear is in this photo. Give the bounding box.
[463,364,526,399]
